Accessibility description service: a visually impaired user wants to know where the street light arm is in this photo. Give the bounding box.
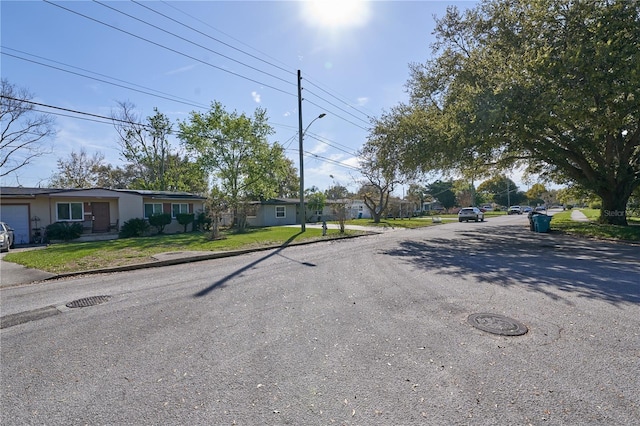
[303,113,327,136]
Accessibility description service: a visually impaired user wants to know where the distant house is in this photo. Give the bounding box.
[245,198,372,227]
[246,198,301,227]
[0,187,206,245]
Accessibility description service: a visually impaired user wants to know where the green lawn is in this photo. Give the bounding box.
[3,227,364,274]
[551,210,640,242]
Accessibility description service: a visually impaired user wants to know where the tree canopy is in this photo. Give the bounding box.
[179,102,291,227]
[368,0,640,225]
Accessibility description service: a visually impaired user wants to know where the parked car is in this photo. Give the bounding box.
[481,205,494,211]
[508,206,523,215]
[535,206,547,212]
[523,206,533,213]
[0,222,15,252]
[458,207,485,222]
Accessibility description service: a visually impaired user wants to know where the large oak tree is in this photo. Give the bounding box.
[369,0,639,225]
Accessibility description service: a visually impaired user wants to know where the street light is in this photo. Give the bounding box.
[298,112,326,232]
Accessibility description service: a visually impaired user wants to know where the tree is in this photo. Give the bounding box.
[478,175,525,207]
[425,180,456,210]
[526,183,548,206]
[372,0,640,225]
[112,102,206,193]
[306,189,326,222]
[325,182,351,200]
[179,102,287,229]
[357,141,404,223]
[1,79,55,178]
[48,148,105,188]
[406,183,428,213]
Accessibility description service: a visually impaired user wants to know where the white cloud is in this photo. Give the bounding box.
[165,63,197,76]
[251,91,261,103]
[356,97,369,106]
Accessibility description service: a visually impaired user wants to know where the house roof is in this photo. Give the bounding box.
[1,187,206,200]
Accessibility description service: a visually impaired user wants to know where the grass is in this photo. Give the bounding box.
[551,210,640,242]
[341,217,454,229]
[3,227,364,274]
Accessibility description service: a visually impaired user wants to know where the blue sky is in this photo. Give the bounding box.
[2,0,481,194]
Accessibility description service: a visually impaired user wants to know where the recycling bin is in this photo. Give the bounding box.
[532,214,552,233]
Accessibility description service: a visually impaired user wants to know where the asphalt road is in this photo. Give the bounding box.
[1,215,639,425]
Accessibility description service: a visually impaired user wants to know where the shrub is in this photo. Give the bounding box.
[588,201,602,209]
[176,213,195,233]
[119,218,149,238]
[148,213,172,234]
[194,212,211,231]
[46,222,83,241]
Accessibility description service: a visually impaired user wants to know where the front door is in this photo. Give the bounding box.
[92,202,110,233]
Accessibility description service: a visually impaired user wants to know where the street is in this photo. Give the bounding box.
[1,215,639,425]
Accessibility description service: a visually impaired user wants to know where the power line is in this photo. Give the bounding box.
[304,99,369,131]
[133,0,295,78]
[93,0,295,88]
[304,78,377,121]
[2,50,209,110]
[42,0,295,97]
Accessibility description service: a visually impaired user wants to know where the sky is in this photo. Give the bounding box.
[1,0,484,195]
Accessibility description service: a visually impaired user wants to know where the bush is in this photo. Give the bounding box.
[588,201,602,209]
[148,213,172,234]
[119,218,149,238]
[194,212,211,231]
[46,222,83,241]
[176,213,195,233]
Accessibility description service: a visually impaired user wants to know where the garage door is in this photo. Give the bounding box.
[0,205,29,245]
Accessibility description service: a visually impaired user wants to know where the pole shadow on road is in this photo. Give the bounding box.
[382,225,640,306]
[193,232,312,297]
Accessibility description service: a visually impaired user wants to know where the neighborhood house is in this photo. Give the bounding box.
[0,187,206,245]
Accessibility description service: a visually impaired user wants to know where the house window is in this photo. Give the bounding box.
[172,203,189,218]
[275,206,286,218]
[144,203,163,218]
[57,202,83,221]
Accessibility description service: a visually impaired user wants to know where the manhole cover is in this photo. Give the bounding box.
[467,313,528,336]
[66,295,111,309]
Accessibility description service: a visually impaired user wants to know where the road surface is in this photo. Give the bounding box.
[1,214,639,425]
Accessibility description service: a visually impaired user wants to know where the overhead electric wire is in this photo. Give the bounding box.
[304,78,377,121]
[304,133,359,157]
[132,0,294,78]
[93,0,295,88]
[18,1,375,172]
[157,0,376,125]
[304,88,371,126]
[2,50,210,110]
[42,0,294,97]
[304,99,369,131]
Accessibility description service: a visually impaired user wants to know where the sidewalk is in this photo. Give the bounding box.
[570,209,590,222]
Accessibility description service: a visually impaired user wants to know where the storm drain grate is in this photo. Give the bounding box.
[468,313,528,336]
[66,295,111,309]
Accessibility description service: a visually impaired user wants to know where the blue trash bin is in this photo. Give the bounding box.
[532,214,551,232]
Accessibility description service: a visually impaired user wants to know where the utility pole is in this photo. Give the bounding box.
[297,70,326,232]
[298,70,305,232]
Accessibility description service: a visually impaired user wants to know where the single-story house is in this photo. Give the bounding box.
[0,187,206,245]
[246,198,372,227]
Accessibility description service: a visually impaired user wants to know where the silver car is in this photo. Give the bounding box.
[0,222,15,252]
[458,207,485,222]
